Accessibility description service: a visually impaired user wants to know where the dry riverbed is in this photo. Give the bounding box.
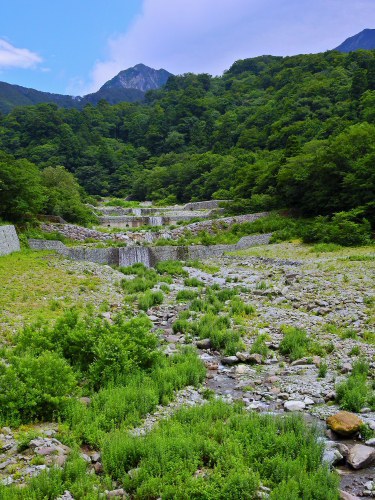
[0,241,374,497]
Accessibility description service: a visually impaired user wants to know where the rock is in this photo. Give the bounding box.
[284,401,305,412]
[341,363,352,374]
[324,391,336,402]
[336,443,349,458]
[93,462,103,474]
[247,354,263,364]
[106,489,126,498]
[303,397,314,405]
[313,356,321,366]
[347,444,375,470]
[57,491,74,500]
[327,412,363,437]
[91,452,101,463]
[236,351,251,362]
[80,453,91,463]
[339,491,361,500]
[221,356,239,366]
[291,358,312,366]
[323,448,343,466]
[1,442,13,452]
[42,429,56,437]
[196,338,211,349]
[79,397,91,406]
[36,446,58,456]
[365,438,375,446]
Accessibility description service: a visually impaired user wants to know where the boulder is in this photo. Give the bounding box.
[221,356,239,366]
[284,401,305,412]
[326,412,363,437]
[347,444,375,470]
[196,338,211,349]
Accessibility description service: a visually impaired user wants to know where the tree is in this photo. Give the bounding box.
[0,153,45,221]
[41,166,95,224]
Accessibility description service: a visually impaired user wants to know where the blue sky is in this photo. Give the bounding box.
[1,0,375,96]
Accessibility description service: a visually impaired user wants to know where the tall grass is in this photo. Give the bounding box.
[102,401,339,499]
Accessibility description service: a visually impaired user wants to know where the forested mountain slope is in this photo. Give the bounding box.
[0,64,172,113]
[1,50,374,223]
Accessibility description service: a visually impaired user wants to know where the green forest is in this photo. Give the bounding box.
[0,50,375,227]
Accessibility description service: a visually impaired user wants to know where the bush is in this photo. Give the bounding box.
[101,401,338,499]
[279,327,309,361]
[336,359,374,412]
[156,260,189,277]
[15,310,159,389]
[176,290,199,302]
[138,291,164,311]
[303,211,371,247]
[184,277,205,287]
[250,334,269,358]
[194,313,244,354]
[0,351,77,425]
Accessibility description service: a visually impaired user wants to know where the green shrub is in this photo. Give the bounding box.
[193,313,244,354]
[318,362,328,378]
[138,291,164,311]
[230,297,256,316]
[15,310,159,389]
[156,260,188,277]
[176,290,199,302]
[279,327,309,361]
[250,334,269,358]
[303,211,371,247]
[0,351,77,425]
[336,359,374,412]
[184,277,205,287]
[65,348,205,446]
[102,401,338,499]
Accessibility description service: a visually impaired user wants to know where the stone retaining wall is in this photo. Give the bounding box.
[41,212,269,245]
[29,233,272,268]
[183,200,228,210]
[0,225,21,256]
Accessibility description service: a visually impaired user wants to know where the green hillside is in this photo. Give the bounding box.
[1,50,375,224]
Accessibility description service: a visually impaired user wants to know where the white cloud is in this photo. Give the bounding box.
[83,0,375,93]
[0,38,42,69]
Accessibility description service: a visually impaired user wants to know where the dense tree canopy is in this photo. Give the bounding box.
[0,50,375,224]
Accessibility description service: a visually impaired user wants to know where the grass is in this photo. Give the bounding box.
[156,260,189,277]
[250,334,270,358]
[176,290,199,302]
[0,250,104,333]
[184,277,205,287]
[324,324,358,340]
[311,243,342,253]
[279,327,310,361]
[336,359,375,412]
[101,400,339,499]
[138,290,164,311]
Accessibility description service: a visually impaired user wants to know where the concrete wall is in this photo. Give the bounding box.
[0,225,21,256]
[28,239,119,265]
[28,232,272,268]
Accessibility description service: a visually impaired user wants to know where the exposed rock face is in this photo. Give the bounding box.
[347,444,375,470]
[327,412,363,437]
[335,29,375,52]
[100,63,172,93]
